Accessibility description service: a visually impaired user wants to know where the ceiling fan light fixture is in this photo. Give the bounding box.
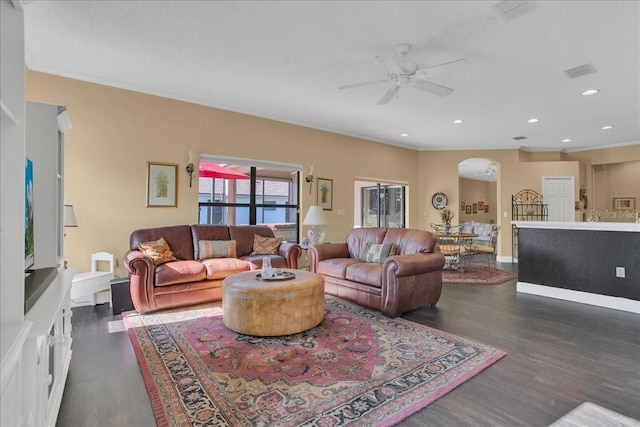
[581,89,599,96]
[400,133,409,137]
[561,138,571,143]
[453,119,464,124]
[601,125,613,130]
[527,118,539,123]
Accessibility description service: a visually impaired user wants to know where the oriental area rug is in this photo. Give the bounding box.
[122,296,506,427]
[442,266,517,285]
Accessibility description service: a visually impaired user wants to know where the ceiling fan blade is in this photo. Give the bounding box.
[414,59,468,79]
[376,55,404,75]
[413,80,453,97]
[339,79,389,90]
[377,85,401,105]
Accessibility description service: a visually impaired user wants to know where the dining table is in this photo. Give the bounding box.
[437,232,478,271]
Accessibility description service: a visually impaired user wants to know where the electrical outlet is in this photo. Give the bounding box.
[616,267,625,278]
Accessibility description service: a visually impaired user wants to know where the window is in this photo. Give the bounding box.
[198,158,300,242]
[355,181,406,228]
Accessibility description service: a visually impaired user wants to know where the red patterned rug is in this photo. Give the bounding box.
[123,296,506,426]
[442,266,517,285]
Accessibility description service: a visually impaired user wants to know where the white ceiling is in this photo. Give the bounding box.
[23,1,640,152]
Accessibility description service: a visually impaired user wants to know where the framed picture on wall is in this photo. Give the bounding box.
[460,202,466,210]
[473,203,478,213]
[317,178,333,210]
[613,197,635,210]
[466,205,472,214]
[484,205,489,213]
[147,162,178,207]
[478,201,484,210]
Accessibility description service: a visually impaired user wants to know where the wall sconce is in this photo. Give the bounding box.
[186,151,195,188]
[305,165,314,194]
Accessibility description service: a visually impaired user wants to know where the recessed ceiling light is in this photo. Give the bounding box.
[527,118,539,124]
[581,89,599,96]
[561,139,571,143]
[601,125,614,130]
[400,133,409,137]
[453,119,464,124]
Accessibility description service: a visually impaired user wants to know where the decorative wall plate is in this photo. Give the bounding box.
[432,192,448,210]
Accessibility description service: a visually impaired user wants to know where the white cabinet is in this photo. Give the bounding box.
[1,3,74,425]
[23,268,75,427]
[1,1,29,424]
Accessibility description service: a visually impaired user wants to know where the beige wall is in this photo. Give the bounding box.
[592,161,640,222]
[459,178,497,224]
[26,71,420,276]
[419,150,581,258]
[25,71,640,272]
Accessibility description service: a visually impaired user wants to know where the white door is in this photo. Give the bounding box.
[543,177,575,221]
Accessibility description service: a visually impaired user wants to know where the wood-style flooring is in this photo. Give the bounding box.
[57,262,640,426]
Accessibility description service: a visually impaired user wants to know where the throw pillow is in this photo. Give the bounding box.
[137,237,176,265]
[198,240,237,260]
[362,243,397,263]
[251,235,282,255]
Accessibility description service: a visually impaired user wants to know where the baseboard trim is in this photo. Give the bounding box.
[517,281,640,314]
[497,255,516,263]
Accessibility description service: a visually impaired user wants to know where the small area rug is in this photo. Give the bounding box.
[442,265,517,285]
[123,296,506,427]
[549,402,640,427]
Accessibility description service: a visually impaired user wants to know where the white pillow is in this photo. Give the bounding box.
[474,224,492,236]
[461,222,475,234]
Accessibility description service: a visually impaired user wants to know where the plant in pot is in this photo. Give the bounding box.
[440,208,455,235]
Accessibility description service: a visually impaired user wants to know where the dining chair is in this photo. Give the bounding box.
[435,225,465,271]
[467,225,500,269]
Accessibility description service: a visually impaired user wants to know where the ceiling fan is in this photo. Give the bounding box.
[339,43,467,105]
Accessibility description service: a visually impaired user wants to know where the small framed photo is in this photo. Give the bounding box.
[460,202,466,210]
[147,162,178,207]
[317,178,333,210]
[484,205,489,213]
[473,203,478,214]
[613,197,635,210]
[466,205,472,214]
[478,201,484,210]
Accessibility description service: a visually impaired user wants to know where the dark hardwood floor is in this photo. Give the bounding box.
[57,262,640,426]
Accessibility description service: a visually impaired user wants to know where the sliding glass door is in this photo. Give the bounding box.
[361,184,405,228]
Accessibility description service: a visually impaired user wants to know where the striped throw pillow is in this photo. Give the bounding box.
[198,240,237,260]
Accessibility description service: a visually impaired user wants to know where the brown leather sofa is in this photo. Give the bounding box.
[308,227,445,317]
[124,224,301,313]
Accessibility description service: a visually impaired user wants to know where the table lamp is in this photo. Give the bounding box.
[303,205,329,245]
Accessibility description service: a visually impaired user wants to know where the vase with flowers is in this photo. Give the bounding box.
[440,207,455,235]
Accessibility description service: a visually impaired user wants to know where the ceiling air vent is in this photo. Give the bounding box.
[493,1,539,22]
[513,136,528,141]
[564,63,597,79]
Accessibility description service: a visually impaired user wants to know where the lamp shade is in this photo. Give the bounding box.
[303,206,329,226]
[64,204,78,227]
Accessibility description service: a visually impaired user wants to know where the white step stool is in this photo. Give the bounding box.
[71,252,115,307]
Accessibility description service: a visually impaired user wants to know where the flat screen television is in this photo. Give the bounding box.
[25,157,34,272]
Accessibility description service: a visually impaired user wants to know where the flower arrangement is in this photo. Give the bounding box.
[440,207,454,224]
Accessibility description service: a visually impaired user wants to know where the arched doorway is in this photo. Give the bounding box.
[458,158,498,224]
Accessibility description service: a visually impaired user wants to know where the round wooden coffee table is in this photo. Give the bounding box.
[222,269,325,336]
